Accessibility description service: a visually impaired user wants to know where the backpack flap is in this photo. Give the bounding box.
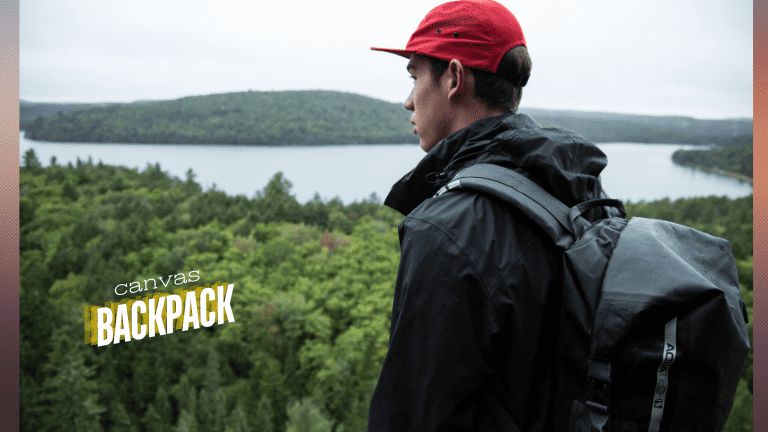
[590,217,750,431]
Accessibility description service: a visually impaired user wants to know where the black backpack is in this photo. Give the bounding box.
[436,164,751,432]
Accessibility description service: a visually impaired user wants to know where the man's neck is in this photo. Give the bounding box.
[448,103,509,135]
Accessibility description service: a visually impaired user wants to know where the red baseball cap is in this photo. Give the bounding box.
[371,0,526,74]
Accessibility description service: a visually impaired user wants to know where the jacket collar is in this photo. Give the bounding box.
[384,112,608,216]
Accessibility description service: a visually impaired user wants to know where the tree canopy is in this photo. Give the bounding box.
[20,149,753,431]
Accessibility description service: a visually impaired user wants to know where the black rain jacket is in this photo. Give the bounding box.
[368,113,611,432]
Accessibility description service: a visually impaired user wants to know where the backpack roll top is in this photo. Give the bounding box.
[588,217,751,432]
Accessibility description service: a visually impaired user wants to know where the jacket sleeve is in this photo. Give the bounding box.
[368,216,500,431]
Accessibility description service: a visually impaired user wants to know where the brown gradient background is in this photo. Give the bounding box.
[0,0,18,429]
[756,1,766,429]
[0,1,759,431]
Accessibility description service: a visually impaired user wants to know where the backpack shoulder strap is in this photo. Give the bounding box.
[436,163,627,432]
[436,164,576,248]
[437,165,561,246]
[436,164,625,248]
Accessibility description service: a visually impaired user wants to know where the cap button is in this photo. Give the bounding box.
[437,29,441,34]
[454,32,459,38]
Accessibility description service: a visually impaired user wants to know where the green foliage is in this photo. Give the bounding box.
[109,401,139,432]
[23,148,42,172]
[22,98,753,145]
[35,327,105,432]
[153,386,174,426]
[722,379,752,432]
[198,350,227,432]
[175,409,200,432]
[142,405,165,432]
[624,195,753,261]
[20,159,752,431]
[23,91,419,145]
[672,143,752,179]
[227,402,253,432]
[20,100,123,130]
[524,109,751,144]
[284,396,334,432]
[16,158,399,431]
[251,396,273,432]
[736,257,753,290]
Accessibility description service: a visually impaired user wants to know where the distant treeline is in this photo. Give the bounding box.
[672,143,753,180]
[19,100,157,130]
[22,91,419,145]
[20,149,752,431]
[527,108,752,147]
[21,92,751,145]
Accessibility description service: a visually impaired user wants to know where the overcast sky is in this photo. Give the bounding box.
[20,0,752,119]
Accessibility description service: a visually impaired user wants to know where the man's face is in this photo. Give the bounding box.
[405,55,452,152]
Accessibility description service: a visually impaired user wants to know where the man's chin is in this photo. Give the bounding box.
[419,139,435,153]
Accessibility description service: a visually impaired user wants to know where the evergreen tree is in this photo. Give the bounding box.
[175,409,200,432]
[227,402,252,432]
[284,397,334,432]
[198,349,226,432]
[62,181,79,201]
[155,385,174,426]
[109,401,139,432]
[37,327,105,431]
[253,395,274,432]
[23,148,42,170]
[185,168,203,195]
[254,172,302,223]
[143,386,173,432]
[177,375,198,422]
[142,404,165,432]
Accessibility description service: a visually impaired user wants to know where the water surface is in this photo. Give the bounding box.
[20,133,753,204]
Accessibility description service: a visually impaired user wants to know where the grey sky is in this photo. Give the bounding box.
[21,0,752,119]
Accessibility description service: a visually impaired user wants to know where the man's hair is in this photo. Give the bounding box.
[417,45,532,113]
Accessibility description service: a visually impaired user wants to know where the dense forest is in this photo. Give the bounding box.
[19,100,158,131]
[20,149,753,431]
[527,108,752,147]
[672,143,753,181]
[22,92,419,146]
[21,93,752,145]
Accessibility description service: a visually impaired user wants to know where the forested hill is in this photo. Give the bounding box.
[524,108,752,147]
[19,99,159,130]
[672,143,753,182]
[22,91,419,145]
[21,91,752,145]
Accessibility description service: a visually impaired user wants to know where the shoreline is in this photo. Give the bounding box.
[675,162,753,185]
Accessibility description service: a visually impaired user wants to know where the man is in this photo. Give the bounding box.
[368,0,612,431]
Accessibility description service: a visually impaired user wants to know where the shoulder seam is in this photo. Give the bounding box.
[402,214,494,303]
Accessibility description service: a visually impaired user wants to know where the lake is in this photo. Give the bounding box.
[19,132,753,204]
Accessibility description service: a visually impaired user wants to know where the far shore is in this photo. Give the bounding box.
[675,162,753,185]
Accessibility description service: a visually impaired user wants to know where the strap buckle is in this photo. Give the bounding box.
[434,179,461,197]
[588,378,611,411]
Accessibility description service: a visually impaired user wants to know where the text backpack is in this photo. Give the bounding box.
[436,163,750,432]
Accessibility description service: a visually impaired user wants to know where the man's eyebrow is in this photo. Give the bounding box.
[406,63,416,73]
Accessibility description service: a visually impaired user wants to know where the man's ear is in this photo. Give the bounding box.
[446,59,466,100]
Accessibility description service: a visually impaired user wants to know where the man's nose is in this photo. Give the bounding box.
[403,87,414,111]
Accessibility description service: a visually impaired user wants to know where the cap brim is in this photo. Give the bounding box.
[370,47,413,59]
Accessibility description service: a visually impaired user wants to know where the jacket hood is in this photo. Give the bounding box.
[384,112,609,215]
